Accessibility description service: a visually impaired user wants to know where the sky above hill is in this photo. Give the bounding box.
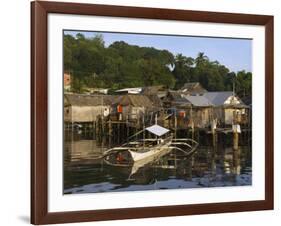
[64,30,252,73]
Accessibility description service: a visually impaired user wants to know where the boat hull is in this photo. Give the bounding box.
[128,140,172,162]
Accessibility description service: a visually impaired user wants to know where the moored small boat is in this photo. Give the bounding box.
[103,124,198,166]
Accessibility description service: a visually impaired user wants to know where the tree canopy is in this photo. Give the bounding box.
[64,33,252,98]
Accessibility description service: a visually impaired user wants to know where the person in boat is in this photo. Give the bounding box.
[116,152,125,162]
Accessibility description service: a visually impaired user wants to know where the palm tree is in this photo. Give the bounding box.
[175,54,194,68]
[195,52,209,66]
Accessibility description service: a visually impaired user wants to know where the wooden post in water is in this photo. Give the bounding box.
[233,124,240,150]
[71,121,74,144]
[248,109,251,146]
[135,120,137,139]
[142,113,145,149]
[98,117,102,144]
[233,132,239,150]
[190,106,194,140]
[117,122,120,145]
[126,115,129,141]
[191,121,194,140]
[93,121,95,140]
[83,123,86,136]
[108,119,112,147]
[174,110,177,140]
[211,119,217,148]
[101,116,104,136]
[97,118,100,142]
[212,132,217,148]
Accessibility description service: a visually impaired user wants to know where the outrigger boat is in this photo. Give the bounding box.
[103,124,198,167]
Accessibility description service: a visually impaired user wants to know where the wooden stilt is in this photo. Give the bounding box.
[108,119,112,147]
[232,124,240,151]
[211,119,217,149]
[118,122,120,144]
[233,131,239,150]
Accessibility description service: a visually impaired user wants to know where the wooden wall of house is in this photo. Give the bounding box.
[212,107,249,126]
[64,105,111,122]
[64,106,72,122]
[224,108,249,125]
[191,107,212,128]
[131,107,145,120]
[121,106,146,120]
[213,108,224,125]
[224,108,236,125]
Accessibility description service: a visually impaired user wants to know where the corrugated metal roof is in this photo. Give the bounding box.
[115,87,142,94]
[241,96,252,106]
[182,95,212,107]
[145,125,170,136]
[183,92,245,107]
[203,92,234,106]
[166,90,246,108]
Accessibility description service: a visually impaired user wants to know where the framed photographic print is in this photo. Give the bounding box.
[31,1,274,225]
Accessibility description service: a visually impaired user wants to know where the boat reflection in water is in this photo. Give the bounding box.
[64,135,252,194]
[103,124,198,178]
[104,139,197,180]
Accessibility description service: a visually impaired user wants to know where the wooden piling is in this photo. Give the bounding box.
[108,119,112,147]
[190,120,194,140]
[211,119,217,149]
[126,115,129,140]
[174,112,177,139]
[232,124,240,150]
[212,132,217,148]
[233,131,239,150]
[118,122,120,144]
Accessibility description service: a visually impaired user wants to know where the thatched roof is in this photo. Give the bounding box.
[179,82,207,94]
[145,94,163,108]
[163,91,192,108]
[64,94,117,107]
[166,91,189,103]
[115,95,153,107]
[141,85,166,95]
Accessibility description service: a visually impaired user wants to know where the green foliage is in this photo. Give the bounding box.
[64,34,252,98]
[172,52,251,96]
[235,70,252,97]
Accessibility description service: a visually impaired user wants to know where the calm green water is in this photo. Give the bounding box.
[63,136,252,194]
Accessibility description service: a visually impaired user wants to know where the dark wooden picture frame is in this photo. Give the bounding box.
[31,1,274,224]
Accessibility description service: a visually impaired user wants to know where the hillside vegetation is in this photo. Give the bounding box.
[64,33,252,98]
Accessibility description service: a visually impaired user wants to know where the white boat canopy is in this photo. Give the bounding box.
[145,125,170,137]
